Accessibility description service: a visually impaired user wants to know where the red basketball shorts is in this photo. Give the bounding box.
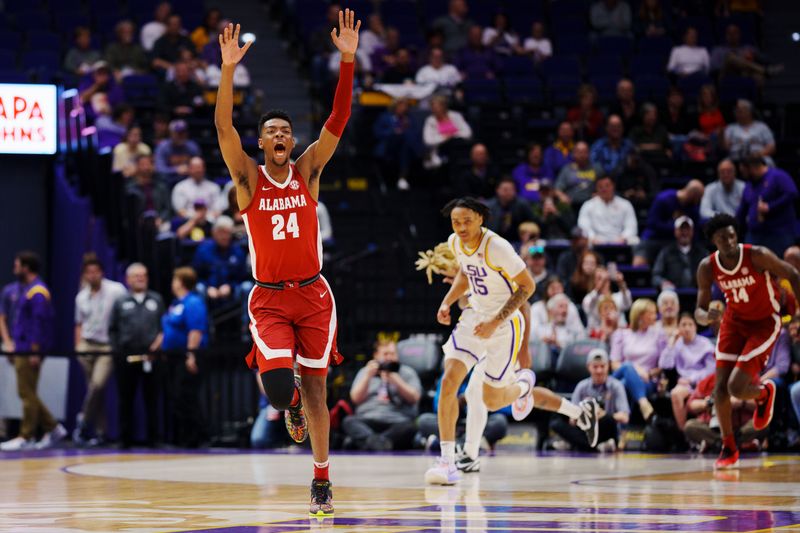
[715,313,781,378]
[244,276,342,376]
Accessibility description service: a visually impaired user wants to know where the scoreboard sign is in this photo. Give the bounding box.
[0,83,58,155]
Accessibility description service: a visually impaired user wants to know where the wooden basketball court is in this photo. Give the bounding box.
[1,449,799,532]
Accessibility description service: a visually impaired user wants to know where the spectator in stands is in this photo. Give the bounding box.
[140,1,171,52]
[175,200,213,240]
[667,27,709,77]
[519,222,544,251]
[589,296,621,344]
[556,141,604,207]
[697,85,726,138]
[663,87,695,141]
[723,99,776,164]
[544,121,575,176]
[485,177,535,242]
[608,78,639,134]
[652,217,707,290]
[455,143,498,198]
[158,61,205,116]
[379,47,416,84]
[127,154,171,227]
[711,24,782,86]
[105,20,149,79]
[457,25,498,80]
[152,14,194,74]
[373,98,421,190]
[345,339,422,451]
[635,0,669,38]
[612,150,658,216]
[171,157,221,220]
[433,0,474,55]
[590,0,633,37]
[700,158,744,218]
[551,348,630,451]
[152,112,171,145]
[64,27,101,76]
[192,215,249,309]
[171,48,208,86]
[577,175,638,245]
[482,13,520,56]
[557,227,590,285]
[532,179,575,241]
[371,27,402,77]
[532,276,584,335]
[591,115,634,175]
[72,254,127,446]
[523,245,550,302]
[567,84,604,141]
[532,293,586,350]
[629,103,671,162]
[422,95,472,169]
[310,3,341,57]
[113,126,152,177]
[79,61,125,121]
[521,21,552,62]
[583,265,632,329]
[96,104,136,148]
[0,252,66,451]
[360,14,387,57]
[736,156,798,256]
[416,48,462,89]
[655,289,680,336]
[513,143,553,203]
[610,298,665,420]
[659,313,716,430]
[569,249,602,304]
[636,180,704,265]
[155,119,202,181]
[190,8,222,53]
[109,263,164,449]
[162,267,208,447]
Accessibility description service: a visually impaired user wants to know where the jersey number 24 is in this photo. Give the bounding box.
[272,213,299,240]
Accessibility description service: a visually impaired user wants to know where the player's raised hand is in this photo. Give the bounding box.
[437,303,451,326]
[330,8,361,58]
[219,23,252,66]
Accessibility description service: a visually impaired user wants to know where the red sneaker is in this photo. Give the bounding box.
[714,447,740,470]
[752,379,776,431]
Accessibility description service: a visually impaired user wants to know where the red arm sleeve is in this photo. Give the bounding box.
[324,61,355,138]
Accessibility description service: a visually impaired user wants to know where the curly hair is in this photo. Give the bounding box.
[704,213,738,243]
[441,197,490,221]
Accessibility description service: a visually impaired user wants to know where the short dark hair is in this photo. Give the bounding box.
[81,252,103,272]
[704,213,738,242]
[259,110,293,133]
[441,197,490,220]
[173,266,198,291]
[743,154,767,168]
[596,174,614,185]
[15,251,40,274]
[679,312,695,323]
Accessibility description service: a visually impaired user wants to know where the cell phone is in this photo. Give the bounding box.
[607,262,618,278]
[378,361,400,373]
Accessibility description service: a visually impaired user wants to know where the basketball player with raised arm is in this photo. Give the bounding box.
[215,12,360,516]
[425,198,600,485]
[695,213,800,470]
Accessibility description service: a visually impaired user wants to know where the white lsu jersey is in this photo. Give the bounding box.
[449,228,526,317]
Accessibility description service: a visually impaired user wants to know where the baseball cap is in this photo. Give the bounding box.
[674,215,694,229]
[193,198,207,208]
[586,347,609,365]
[169,119,188,133]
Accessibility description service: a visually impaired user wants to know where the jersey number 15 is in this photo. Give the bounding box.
[272,213,300,240]
[465,265,488,295]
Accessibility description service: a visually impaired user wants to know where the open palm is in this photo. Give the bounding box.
[330,8,361,55]
[219,23,252,66]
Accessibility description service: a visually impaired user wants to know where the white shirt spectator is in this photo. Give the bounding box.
[205,64,251,88]
[171,177,222,219]
[75,279,127,344]
[522,37,552,59]
[328,49,372,74]
[422,110,473,168]
[482,28,520,54]
[112,142,151,175]
[360,29,384,56]
[700,179,745,218]
[415,63,462,88]
[667,45,710,76]
[582,288,632,330]
[531,298,584,336]
[577,195,639,244]
[140,21,166,51]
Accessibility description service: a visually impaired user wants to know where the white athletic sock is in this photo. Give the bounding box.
[558,398,583,420]
[464,369,488,460]
[441,441,456,464]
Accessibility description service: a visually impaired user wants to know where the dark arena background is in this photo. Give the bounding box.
[1,0,800,531]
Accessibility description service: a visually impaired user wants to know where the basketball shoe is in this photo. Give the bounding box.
[425,457,462,485]
[285,375,308,443]
[577,398,600,448]
[309,479,334,517]
[455,444,480,473]
[512,369,536,421]
[714,447,740,470]
[752,379,776,431]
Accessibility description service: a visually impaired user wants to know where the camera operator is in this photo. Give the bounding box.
[343,339,422,451]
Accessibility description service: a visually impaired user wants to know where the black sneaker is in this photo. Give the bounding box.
[285,375,308,443]
[309,478,334,517]
[454,444,480,473]
[577,398,600,448]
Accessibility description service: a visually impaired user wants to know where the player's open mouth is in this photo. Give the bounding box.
[275,143,286,155]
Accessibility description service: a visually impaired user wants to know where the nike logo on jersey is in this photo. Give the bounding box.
[319,291,328,298]
[261,186,273,191]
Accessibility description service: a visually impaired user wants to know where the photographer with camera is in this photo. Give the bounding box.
[343,339,422,451]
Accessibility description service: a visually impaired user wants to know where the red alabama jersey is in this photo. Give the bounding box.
[710,244,780,322]
[241,164,322,283]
